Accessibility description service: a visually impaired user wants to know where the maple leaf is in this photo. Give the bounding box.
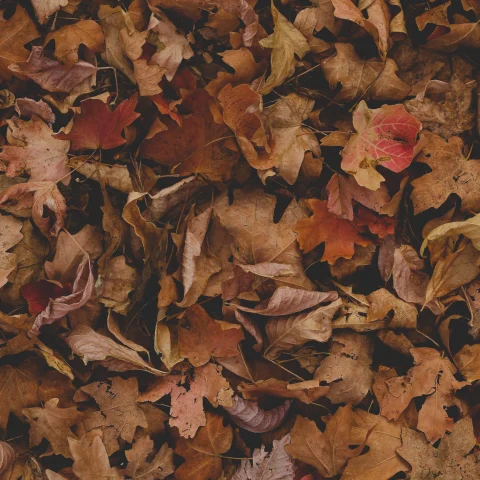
[411,131,480,214]
[0,6,39,81]
[175,412,233,480]
[68,431,122,480]
[45,20,105,66]
[23,398,83,458]
[287,406,361,477]
[397,416,480,479]
[177,304,244,367]
[341,101,422,190]
[141,88,239,182]
[322,43,410,101]
[225,396,291,433]
[233,434,295,480]
[314,331,374,405]
[294,199,371,264]
[215,0,260,46]
[56,95,140,150]
[139,363,233,438]
[376,347,468,443]
[0,115,70,184]
[122,435,174,480]
[0,214,23,289]
[259,2,310,94]
[81,377,147,443]
[9,46,97,93]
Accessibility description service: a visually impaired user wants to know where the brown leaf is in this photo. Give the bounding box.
[177,304,244,367]
[287,406,361,477]
[0,214,23,289]
[23,398,83,458]
[454,344,480,382]
[175,412,233,480]
[376,347,468,443]
[122,435,174,480]
[0,441,15,475]
[139,363,233,438]
[314,331,374,405]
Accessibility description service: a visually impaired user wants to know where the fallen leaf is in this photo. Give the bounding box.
[0,441,15,475]
[454,344,480,382]
[15,98,56,124]
[426,22,480,52]
[0,214,23,288]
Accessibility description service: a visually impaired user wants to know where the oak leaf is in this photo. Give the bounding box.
[259,2,310,94]
[9,46,97,93]
[287,407,361,478]
[0,115,70,184]
[411,131,480,214]
[265,298,343,359]
[426,22,480,52]
[397,416,480,479]
[139,363,233,438]
[233,434,295,480]
[225,396,291,433]
[0,6,39,81]
[376,347,468,443]
[45,20,105,66]
[178,304,244,367]
[122,435,174,480]
[81,377,147,443]
[294,199,371,264]
[23,398,83,458]
[175,412,233,480]
[314,331,374,405]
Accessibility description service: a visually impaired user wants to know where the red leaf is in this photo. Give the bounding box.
[21,280,72,315]
[56,95,140,150]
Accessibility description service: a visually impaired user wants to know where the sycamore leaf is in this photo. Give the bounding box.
[141,89,239,182]
[233,434,295,480]
[411,132,480,214]
[0,115,70,184]
[64,325,168,376]
[45,20,105,66]
[175,412,232,480]
[23,398,83,458]
[314,331,374,405]
[81,377,147,443]
[265,298,343,359]
[178,304,244,367]
[341,409,409,479]
[397,416,479,479]
[0,441,15,474]
[139,363,233,438]
[68,431,123,480]
[259,2,310,94]
[122,435,174,480]
[0,214,23,289]
[9,46,97,93]
[322,43,410,101]
[341,101,422,190]
[294,199,371,263]
[225,395,291,433]
[376,347,468,443]
[56,95,139,150]
[287,407,361,478]
[0,6,39,81]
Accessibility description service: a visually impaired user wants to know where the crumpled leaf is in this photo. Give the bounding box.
[341,101,422,190]
[259,2,310,94]
[31,0,68,24]
[23,398,83,458]
[122,435,174,480]
[376,347,468,443]
[139,363,233,438]
[287,406,361,478]
[233,434,295,480]
[0,441,15,475]
[57,95,139,150]
[225,395,292,433]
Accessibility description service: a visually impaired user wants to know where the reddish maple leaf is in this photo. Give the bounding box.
[341,101,422,190]
[354,206,395,238]
[294,199,371,264]
[56,95,140,150]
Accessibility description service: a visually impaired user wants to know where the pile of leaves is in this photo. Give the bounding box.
[1,0,480,478]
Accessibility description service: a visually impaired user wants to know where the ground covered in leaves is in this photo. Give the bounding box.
[0,0,480,479]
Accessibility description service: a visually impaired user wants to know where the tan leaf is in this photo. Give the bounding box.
[0,214,23,289]
[454,344,480,382]
[259,2,310,94]
[23,398,83,458]
[31,0,69,24]
[0,441,15,475]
